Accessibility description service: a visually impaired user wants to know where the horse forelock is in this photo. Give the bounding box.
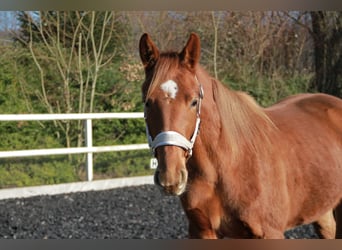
[143,52,181,101]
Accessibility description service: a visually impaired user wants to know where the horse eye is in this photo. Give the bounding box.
[191,99,198,108]
[145,99,151,108]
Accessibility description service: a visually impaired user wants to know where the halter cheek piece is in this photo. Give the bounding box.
[144,77,204,160]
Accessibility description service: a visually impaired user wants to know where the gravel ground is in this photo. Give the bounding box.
[0,184,318,239]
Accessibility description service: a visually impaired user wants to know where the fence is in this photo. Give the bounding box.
[0,113,149,181]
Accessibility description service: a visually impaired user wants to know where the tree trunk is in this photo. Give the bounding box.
[310,11,342,97]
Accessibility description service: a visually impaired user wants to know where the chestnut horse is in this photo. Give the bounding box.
[139,33,342,239]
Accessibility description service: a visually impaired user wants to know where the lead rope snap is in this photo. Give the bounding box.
[150,158,158,169]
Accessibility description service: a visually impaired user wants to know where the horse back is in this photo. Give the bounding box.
[267,93,342,134]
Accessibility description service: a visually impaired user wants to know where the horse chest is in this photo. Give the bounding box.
[182,186,257,238]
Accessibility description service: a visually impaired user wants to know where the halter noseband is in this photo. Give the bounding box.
[144,77,204,159]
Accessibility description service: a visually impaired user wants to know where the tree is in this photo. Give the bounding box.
[14,11,127,150]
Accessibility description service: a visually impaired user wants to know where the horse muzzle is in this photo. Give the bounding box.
[154,167,188,196]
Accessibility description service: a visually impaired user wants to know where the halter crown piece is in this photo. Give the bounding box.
[144,76,204,160]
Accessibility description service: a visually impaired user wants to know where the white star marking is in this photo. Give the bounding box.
[160,80,178,99]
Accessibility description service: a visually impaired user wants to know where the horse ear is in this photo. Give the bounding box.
[180,33,201,71]
[139,33,160,70]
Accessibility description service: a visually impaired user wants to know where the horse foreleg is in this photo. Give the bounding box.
[313,209,336,239]
[186,208,218,239]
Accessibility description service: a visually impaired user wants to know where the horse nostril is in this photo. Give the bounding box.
[180,168,188,184]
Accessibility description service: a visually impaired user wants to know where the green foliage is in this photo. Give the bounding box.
[224,69,313,107]
[0,157,77,188]
[0,48,28,114]
[92,151,153,179]
[92,61,144,113]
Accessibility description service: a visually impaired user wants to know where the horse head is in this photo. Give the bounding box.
[139,33,203,196]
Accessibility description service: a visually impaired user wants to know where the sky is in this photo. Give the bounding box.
[0,11,18,31]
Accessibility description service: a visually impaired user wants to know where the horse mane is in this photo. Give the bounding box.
[211,75,276,162]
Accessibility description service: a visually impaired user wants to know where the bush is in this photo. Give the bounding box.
[0,157,77,188]
[223,69,312,107]
[92,150,154,179]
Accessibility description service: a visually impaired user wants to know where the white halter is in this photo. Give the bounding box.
[144,77,204,159]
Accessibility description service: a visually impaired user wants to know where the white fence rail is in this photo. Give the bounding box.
[0,113,149,181]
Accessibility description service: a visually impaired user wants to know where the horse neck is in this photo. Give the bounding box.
[187,70,277,207]
[194,72,275,169]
